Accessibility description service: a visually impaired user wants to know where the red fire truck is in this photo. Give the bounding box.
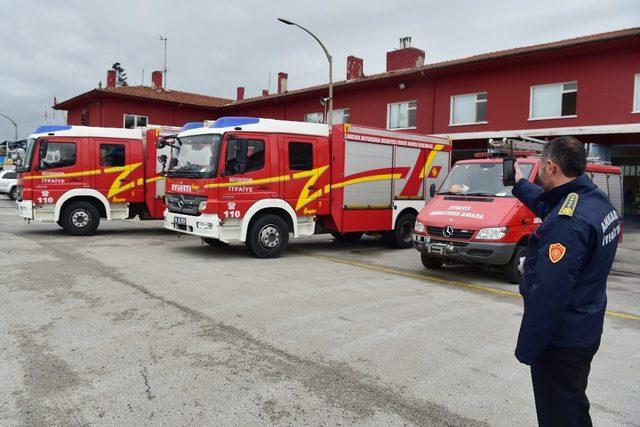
[162,117,451,257]
[412,138,623,283]
[16,124,179,235]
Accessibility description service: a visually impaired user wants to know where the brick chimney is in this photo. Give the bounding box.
[262,89,269,96]
[386,37,425,72]
[151,71,163,89]
[236,86,245,101]
[277,72,288,94]
[106,69,116,88]
[346,55,364,80]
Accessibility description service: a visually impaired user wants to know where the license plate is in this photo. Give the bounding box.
[174,217,187,226]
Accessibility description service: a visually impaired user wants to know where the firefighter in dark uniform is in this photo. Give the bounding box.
[511,136,620,426]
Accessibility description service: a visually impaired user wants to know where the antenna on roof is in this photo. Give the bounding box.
[159,36,168,90]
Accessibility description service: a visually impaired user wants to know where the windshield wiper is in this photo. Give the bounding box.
[465,192,498,197]
[437,191,463,196]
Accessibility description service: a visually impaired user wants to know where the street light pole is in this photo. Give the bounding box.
[277,18,333,125]
[0,113,17,141]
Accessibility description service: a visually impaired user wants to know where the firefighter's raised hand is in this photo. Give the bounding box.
[514,161,524,183]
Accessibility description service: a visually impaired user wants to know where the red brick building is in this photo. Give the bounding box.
[55,27,640,213]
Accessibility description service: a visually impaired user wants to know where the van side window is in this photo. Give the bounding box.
[100,144,126,167]
[225,139,265,174]
[39,142,76,170]
[289,142,313,170]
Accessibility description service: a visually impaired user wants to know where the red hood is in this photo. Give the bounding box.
[165,178,208,195]
[417,196,519,230]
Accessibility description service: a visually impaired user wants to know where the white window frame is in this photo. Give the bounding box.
[303,112,324,124]
[386,100,417,130]
[449,92,488,126]
[633,73,640,114]
[123,113,149,128]
[333,108,350,124]
[304,108,350,124]
[528,81,577,121]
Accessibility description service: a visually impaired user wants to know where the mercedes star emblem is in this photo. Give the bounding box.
[443,225,454,238]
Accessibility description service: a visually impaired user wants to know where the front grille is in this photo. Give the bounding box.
[166,193,207,215]
[427,226,475,240]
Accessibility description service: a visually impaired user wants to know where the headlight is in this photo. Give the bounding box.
[475,227,508,240]
[198,200,207,212]
[414,221,425,233]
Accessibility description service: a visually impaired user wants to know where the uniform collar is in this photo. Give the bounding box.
[540,174,594,205]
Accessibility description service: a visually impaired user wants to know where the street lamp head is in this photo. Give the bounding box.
[277,18,295,25]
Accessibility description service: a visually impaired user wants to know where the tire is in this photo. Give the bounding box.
[61,201,100,236]
[202,238,229,247]
[421,253,443,269]
[331,232,363,242]
[246,214,289,258]
[504,245,527,284]
[8,186,17,201]
[384,212,416,249]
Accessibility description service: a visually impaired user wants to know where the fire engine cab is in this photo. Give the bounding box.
[412,138,623,283]
[16,124,179,235]
[162,117,451,258]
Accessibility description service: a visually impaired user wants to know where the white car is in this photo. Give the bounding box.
[0,169,18,200]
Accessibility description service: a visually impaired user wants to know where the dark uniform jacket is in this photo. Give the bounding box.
[512,174,620,365]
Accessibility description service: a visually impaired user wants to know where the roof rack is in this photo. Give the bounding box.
[484,135,547,157]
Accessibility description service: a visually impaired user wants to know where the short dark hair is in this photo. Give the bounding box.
[541,136,587,177]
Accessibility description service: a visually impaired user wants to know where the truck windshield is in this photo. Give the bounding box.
[167,134,222,179]
[439,162,534,197]
[17,138,36,172]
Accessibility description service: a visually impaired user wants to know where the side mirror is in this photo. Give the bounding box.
[169,157,178,169]
[429,183,436,198]
[157,154,167,165]
[502,156,516,186]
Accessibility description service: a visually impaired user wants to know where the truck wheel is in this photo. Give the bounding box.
[8,186,17,201]
[331,232,363,242]
[61,201,100,236]
[384,212,416,249]
[421,253,443,269]
[202,238,229,247]
[504,245,527,284]
[246,214,289,258]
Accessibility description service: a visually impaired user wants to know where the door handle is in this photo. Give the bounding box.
[307,185,318,190]
[256,185,269,190]
[119,178,130,183]
[222,195,234,200]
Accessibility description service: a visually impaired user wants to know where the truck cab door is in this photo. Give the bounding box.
[33,137,86,204]
[282,136,330,216]
[217,133,273,219]
[96,139,145,204]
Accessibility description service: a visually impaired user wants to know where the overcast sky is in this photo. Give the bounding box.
[1,0,639,140]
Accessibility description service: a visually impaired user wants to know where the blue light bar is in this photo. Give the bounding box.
[34,125,72,134]
[211,117,260,128]
[181,122,204,132]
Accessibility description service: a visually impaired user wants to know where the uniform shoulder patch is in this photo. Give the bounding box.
[559,192,579,217]
[549,243,566,263]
